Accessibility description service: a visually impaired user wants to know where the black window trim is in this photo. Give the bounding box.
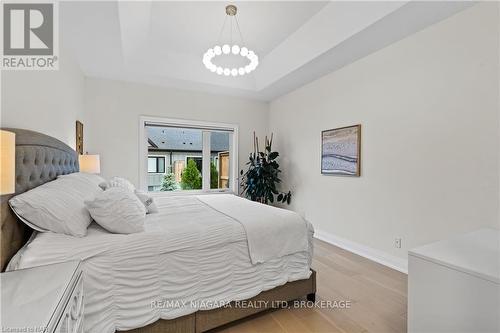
[148,156,166,173]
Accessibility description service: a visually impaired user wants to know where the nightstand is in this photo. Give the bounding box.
[1,260,84,333]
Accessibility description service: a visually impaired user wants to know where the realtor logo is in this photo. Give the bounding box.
[4,3,53,55]
[1,2,58,70]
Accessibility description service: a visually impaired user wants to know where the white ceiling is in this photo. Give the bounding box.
[60,1,475,101]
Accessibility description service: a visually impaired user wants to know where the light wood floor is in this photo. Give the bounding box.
[215,239,407,333]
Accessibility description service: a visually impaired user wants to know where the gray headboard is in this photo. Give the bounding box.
[0,128,79,271]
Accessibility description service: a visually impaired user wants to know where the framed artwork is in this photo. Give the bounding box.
[76,120,84,154]
[321,124,361,176]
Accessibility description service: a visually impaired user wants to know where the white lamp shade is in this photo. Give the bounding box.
[0,130,16,195]
[79,154,100,174]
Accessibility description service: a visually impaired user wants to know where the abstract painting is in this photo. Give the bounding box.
[321,125,361,176]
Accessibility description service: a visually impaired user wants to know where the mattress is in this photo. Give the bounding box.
[9,195,314,333]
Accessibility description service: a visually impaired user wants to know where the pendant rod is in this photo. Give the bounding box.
[217,15,228,44]
[234,16,245,46]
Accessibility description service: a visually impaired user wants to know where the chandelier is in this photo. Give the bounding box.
[203,5,259,77]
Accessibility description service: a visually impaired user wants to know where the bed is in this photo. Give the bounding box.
[0,128,316,333]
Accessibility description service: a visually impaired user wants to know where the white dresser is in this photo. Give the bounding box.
[1,260,84,333]
[408,228,500,333]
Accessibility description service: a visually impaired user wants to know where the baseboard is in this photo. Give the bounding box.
[314,229,408,274]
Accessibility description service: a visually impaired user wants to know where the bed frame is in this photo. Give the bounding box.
[0,128,316,333]
[122,271,316,333]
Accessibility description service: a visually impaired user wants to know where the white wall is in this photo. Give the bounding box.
[84,77,269,186]
[269,3,500,268]
[1,2,497,273]
[1,46,85,149]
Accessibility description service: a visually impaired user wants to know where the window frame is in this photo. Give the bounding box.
[185,155,203,172]
[147,156,166,174]
[139,116,239,195]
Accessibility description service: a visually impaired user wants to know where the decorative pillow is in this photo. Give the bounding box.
[85,187,146,234]
[9,175,103,237]
[99,176,135,192]
[135,190,159,214]
[58,172,105,187]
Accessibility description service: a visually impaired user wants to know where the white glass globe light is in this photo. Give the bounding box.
[203,44,258,77]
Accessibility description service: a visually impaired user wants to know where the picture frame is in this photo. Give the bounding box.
[76,120,84,154]
[321,124,361,176]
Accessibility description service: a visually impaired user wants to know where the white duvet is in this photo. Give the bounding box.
[198,194,309,264]
[9,195,314,333]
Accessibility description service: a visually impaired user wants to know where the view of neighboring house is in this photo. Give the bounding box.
[147,126,230,191]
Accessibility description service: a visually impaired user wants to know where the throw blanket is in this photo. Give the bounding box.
[197,194,309,264]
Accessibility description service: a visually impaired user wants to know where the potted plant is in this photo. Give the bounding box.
[240,132,291,204]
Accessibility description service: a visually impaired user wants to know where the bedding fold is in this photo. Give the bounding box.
[197,194,309,264]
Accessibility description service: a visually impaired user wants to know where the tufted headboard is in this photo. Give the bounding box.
[0,128,79,271]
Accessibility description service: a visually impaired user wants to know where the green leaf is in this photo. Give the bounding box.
[240,134,291,205]
[268,152,279,160]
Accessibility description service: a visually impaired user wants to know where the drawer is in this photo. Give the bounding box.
[54,274,84,333]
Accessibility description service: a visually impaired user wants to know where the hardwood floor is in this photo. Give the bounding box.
[215,239,407,333]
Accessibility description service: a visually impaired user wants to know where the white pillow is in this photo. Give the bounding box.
[9,176,103,237]
[85,187,146,234]
[99,176,135,192]
[58,172,105,187]
[135,190,158,214]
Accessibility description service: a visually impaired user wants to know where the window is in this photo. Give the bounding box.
[148,156,165,173]
[186,156,202,174]
[210,132,230,190]
[139,117,238,193]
